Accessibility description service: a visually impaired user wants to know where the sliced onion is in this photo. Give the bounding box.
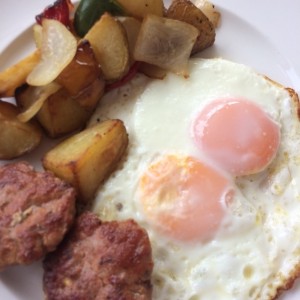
[27,19,77,86]
[134,15,198,77]
[17,82,61,123]
[33,24,43,49]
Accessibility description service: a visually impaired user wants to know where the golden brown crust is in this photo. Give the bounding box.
[0,161,76,270]
[43,211,153,300]
[166,0,215,54]
[272,263,300,299]
[263,75,300,119]
[285,87,300,120]
[259,76,300,299]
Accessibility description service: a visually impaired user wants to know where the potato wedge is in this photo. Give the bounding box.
[0,50,40,97]
[16,78,104,138]
[85,13,130,81]
[42,119,128,203]
[56,40,102,95]
[0,100,42,159]
[117,0,164,18]
[166,0,215,54]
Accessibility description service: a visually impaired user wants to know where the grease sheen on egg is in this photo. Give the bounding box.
[89,58,300,300]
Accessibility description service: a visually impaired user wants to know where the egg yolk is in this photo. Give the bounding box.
[138,155,234,242]
[192,98,281,176]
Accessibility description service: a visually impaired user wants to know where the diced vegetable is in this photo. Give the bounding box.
[193,0,221,28]
[117,16,141,63]
[85,13,130,81]
[16,78,104,138]
[134,15,198,76]
[33,24,43,48]
[166,0,215,54]
[42,119,128,203]
[27,19,77,86]
[17,82,61,123]
[35,0,74,28]
[0,100,42,160]
[74,77,105,110]
[74,0,124,37]
[105,61,141,92]
[139,62,167,80]
[117,0,164,18]
[56,40,102,95]
[0,50,41,98]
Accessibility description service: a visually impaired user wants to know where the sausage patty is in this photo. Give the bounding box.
[43,211,153,300]
[0,161,76,270]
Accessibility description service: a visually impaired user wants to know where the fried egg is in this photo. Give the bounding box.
[89,58,300,300]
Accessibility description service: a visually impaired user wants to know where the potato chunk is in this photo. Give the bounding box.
[42,119,128,203]
[56,40,102,95]
[139,62,167,80]
[193,0,221,28]
[0,50,40,97]
[166,0,215,54]
[117,0,164,18]
[85,13,130,81]
[16,78,104,138]
[117,16,141,63]
[0,101,42,159]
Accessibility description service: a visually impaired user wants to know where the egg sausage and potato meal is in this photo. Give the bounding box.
[0,0,299,299]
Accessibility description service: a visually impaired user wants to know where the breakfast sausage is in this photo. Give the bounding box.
[0,161,76,270]
[43,211,153,300]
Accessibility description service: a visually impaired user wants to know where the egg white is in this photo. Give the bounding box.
[89,58,300,300]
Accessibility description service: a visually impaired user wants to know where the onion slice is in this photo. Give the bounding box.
[33,24,43,49]
[27,19,77,86]
[134,15,198,77]
[17,82,61,123]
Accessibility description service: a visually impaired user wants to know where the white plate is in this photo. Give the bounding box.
[0,1,300,299]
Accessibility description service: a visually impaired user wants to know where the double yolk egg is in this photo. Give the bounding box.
[91,58,300,299]
[138,97,280,242]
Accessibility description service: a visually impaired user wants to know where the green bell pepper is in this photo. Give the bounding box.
[74,0,125,37]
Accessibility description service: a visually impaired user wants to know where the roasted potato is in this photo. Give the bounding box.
[193,0,221,28]
[56,40,102,95]
[73,78,105,110]
[85,13,130,81]
[117,0,164,18]
[42,119,128,203]
[0,50,40,98]
[117,16,141,63]
[139,62,167,80]
[16,78,104,138]
[0,100,42,159]
[74,0,124,37]
[166,0,216,54]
